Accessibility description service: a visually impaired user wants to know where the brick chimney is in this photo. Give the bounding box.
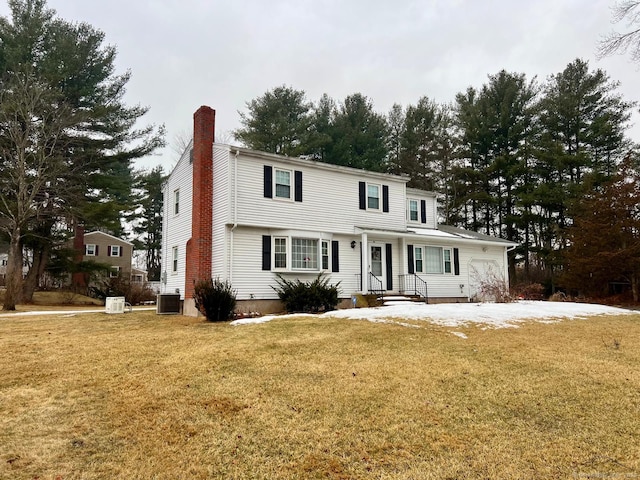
[184,106,215,302]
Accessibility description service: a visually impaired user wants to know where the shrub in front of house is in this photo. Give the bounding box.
[272,273,341,313]
[193,278,237,322]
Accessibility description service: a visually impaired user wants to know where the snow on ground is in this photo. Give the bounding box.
[230,301,635,330]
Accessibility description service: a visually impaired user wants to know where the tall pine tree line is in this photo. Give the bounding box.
[235,59,637,293]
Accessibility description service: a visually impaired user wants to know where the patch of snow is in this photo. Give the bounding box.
[230,301,634,330]
[451,331,468,339]
[407,227,457,238]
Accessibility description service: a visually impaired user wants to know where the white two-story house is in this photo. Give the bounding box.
[162,106,516,315]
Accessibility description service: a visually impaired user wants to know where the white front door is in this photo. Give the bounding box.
[369,244,385,292]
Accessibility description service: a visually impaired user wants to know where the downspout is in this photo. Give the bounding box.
[505,244,517,288]
[229,149,239,283]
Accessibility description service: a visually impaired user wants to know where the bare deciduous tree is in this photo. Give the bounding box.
[599,1,640,62]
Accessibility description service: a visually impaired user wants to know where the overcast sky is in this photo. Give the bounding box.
[1,0,638,171]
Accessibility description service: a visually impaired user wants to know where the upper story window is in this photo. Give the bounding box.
[85,244,97,256]
[408,199,419,222]
[359,182,389,212]
[275,169,291,199]
[174,189,180,215]
[367,184,380,210]
[109,245,122,257]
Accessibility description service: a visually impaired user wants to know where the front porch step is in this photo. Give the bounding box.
[378,294,427,305]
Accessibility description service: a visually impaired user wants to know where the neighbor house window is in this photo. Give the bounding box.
[110,266,120,278]
[274,237,287,269]
[109,245,121,257]
[172,246,178,273]
[174,189,180,215]
[132,274,143,283]
[85,244,97,256]
[275,169,291,199]
[414,247,423,273]
[292,238,318,270]
[367,184,380,210]
[321,240,329,270]
[408,199,419,222]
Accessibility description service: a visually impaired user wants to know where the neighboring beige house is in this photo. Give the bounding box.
[80,231,134,279]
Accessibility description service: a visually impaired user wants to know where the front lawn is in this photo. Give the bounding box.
[1,310,638,479]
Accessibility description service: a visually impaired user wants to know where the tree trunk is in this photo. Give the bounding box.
[3,233,23,311]
[22,242,50,302]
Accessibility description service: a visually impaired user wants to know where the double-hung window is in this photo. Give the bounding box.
[275,169,291,199]
[110,266,120,278]
[292,238,318,270]
[367,184,380,210]
[110,245,121,257]
[321,240,329,270]
[174,189,180,215]
[443,249,452,274]
[172,246,178,273]
[414,246,423,273]
[85,244,97,256]
[274,237,287,269]
[408,199,419,222]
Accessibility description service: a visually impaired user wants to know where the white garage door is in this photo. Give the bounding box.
[468,259,501,301]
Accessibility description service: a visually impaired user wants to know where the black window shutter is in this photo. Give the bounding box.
[454,248,460,275]
[264,166,273,198]
[294,170,303,202]
[358,182,366,210]
[262,235,271,270]
[120,246,123,257]
[385,243,393,290]
[382,185,389,212]
[331,240,339,272]
[107,245,111,256]
[421,200,427,224]
[407,244,414,274]
[95,245,99,256]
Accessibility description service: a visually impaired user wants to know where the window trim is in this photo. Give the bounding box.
[367,183,381,211]
[274,237,288,270]
[171,246,178,274]
[321,240,329,271]
[173,189,180,215]
[85,244,97,256]
[269,235,327,273]
[413,245,454,275]
[110,266,120,278]
[407,199,419,222]
[274,168,292,200]
[109,245,121,257]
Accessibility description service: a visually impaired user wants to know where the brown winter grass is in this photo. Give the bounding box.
[0,310,639,479]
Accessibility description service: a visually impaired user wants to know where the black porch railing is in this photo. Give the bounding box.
[399,274,429,303]
[355,272,385,296]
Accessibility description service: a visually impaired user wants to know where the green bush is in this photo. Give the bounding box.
[272,273,341,313]
[193,278,237,322]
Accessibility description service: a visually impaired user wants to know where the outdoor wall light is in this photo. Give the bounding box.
[351,240,357,249]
